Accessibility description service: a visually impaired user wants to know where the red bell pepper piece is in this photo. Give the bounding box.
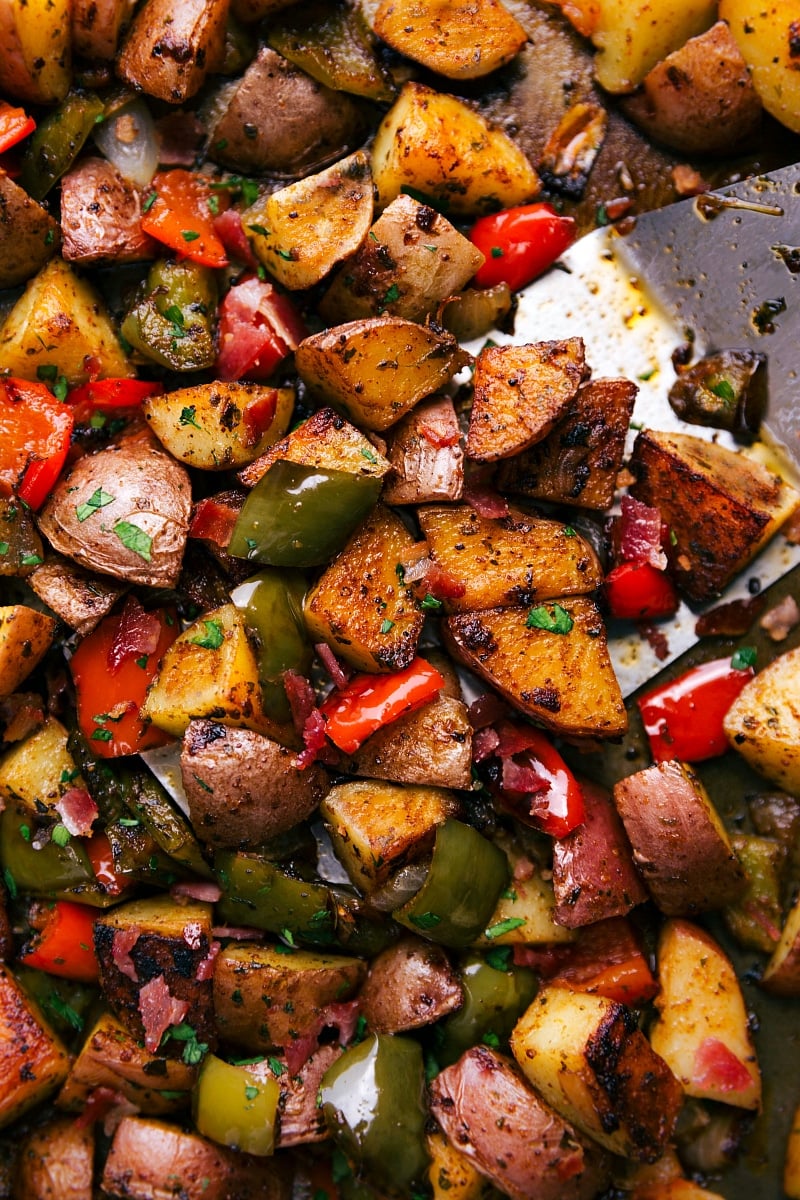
[20,900,100,982]
[488,721,585,837]
[604,561,679,620]
[0,101,35,154]
[70,601,180,758]
[470,202,576,292]
[141,169,230,268]
[85,832,130,896]
[548,917,658,1006]
[0,378,74,510]
[215,273,307,382]
[321,657,445,753]
[67,378,164,416]
[637,655,755,763]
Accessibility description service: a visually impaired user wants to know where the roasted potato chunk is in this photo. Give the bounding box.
[343,693,474,790]
[373,0,527,79]
[382,395,464,506]
[0,170,59,289]
[0,0,71,103]
[0,606,56,698]
[417,503,602,613]
[443,599,627,739]
[630,429,800,601]
[295,316,470,433]
[723,646,800,793]
[762,894,800,995]
[466,339,585,462]
[0,965,70,1129]
[14,1114,93,1200]
[60,158,156,265]
[720,0,800,133]
[0,716,84,816]
[28,555,127,637]
[304,504,425,672]
[511,985,682,1160]
[238,405,389,490]
[118,0,229,103]
[359,936,462,1033]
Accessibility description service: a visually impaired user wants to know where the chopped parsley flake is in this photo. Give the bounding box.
[180,406,202,428]
[485,917,525,939]
[143,191,157,213]
[76,487,114,523]
[709,378,736,402]
[525,603,573,635]
[420,593,443,614]
[113,521,153,562]
[731,646,757,671]
[51,824,71,847]
[188,619,224,650]
[181,230,200,242]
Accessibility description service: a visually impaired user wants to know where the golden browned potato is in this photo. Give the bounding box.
[443,599,627,739]
[295,316,470,432]
[762,894,800,995]
[238,405,389,490]
[28,555,127,637]
[101,1116,291,1199]
[382,395,464,506]
[720,0,800,133]
[320,779,460,893]
[622,22,762,154]
[649,919,761,1109]
[612,760,746,915]
[723,646,800,793]
[0,258,133,385]
[57,1010,196,1115]
[60,158,156,265]
[466,339,585,462]
[371,81,540,215]
[180,719,327,847]
[630,429,800,601]
[430,1045,611,1200]
[245,150,374,290]
[118,0,229,103]
[474,844,576,947]
[321,194,484,325]
[0,716,85,816]
[208,47,367,177]
[497,377,637,511]
[71,0,136,58]
[417,503,603,613]
[213,943,365,1051]
[304,504,425,672]
[511,985,682,1161]
[0,0,71,103]
[14,1114,94,1200]
[38,440,191,589]
[426,1127,498,1200]
[373,0,527,79]
[344,693,474,790]
[359,936,463,1033]
[0,965,70,1129]
[0,170,59,289]
[0,606,56,698]
[144,382,294,471]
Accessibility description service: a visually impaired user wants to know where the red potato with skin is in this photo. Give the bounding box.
[359,936,463,1032]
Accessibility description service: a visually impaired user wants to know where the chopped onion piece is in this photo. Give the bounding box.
[94,99,159,187]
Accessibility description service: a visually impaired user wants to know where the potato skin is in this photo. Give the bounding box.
[60,158,156,265]
[0,171,59,289]
[38,441,191,588]
[343,693,474,790]
[118,0,229,103]
[14,1115,94,1200]
[359,936,463,1033]
[181,719,329,848]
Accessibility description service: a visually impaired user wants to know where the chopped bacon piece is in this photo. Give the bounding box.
[696,596,765,638]
[501,755,549,796]
[637,620,670,660]
[473,726,501,762]
[211,925,265,940]
[107,596,162,671]
[196,940,221,981]
[111,927,141,982]
[418,400,461,448]
[315,642,352,690]
[619,495,667,569]
[284,670,339,769]
[463,474,509,519]
[283,669,316,733]
[213,208,259,269]
[760,594,800,643]
[693,1037,754,1093]
[425,561,467,601]
[56,787,99,837]
[494,720,541,758]
[189,495,242,548]
[323,999,361,1045]
[171,881,222,904]
[138,974,190,1053]
[284,1031,320,1077]
[183,921,203,950]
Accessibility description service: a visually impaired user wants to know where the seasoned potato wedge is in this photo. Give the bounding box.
[304,504,425,672]
[382,394,464,505]
[359,936,463,1033]
[426,1127,498,1200]
[417,504,602,613]
[723,646,800,793]
[320,779,460,893]
[720,0,800,134]
[612,761,746,915]
[238,405,389,490]
[28,555,127,637]
[497,378,637,510]
[38,440,191,589]
[373,0,526,79]
[245,150,373,290]
[180,719,326,847]
[0,0,71,103]
[650,919,761,1109]
[0,606,56,698]
[142,603,284,740]
[118,0,229,103]
[213,943,365,1052]
[762,893,800,995]
[343,693,474,790]
[630,429,800,601]
[466,339,585,463]
[14,1114,94,1200]
[61,158,156,265]
[371,81,540,215]
[58,1009,196,1114]
[321,194,484,324]
[0,716,84,816]
[622,22,762,154]
[511,985,682,1160]
[0,170,59,289]
[0,965,70,1129]
[474,854,576,946]
[0,258,133,385]
[443,599,627,738]
[431,1047,611,1200]
[72,0,137,59]
[144,382,294,470]
[295,316,470,432]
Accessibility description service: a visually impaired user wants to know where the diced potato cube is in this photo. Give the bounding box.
[0,605,56,698]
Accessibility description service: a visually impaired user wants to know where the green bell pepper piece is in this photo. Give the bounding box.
[15,967,98,1041]
[437,953,538,1066]
[193,1054,280,1156]
[723,834,785,955]
[20,91,104,200]
[215,850,336,946]
[320,1034,429,1193]
[121,259,217,372]
[394,819,509,948]
[227,460,381,568]
[0,497,44,577]
[268,1,395,102]
[234,568,312,723]
[0,804,110,903]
